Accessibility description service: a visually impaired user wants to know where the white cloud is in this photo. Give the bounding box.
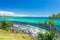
[0,11,15,16]
[0,11,29,17]
[0,11,48,17]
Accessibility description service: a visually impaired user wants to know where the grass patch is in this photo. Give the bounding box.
[0,30,33,40]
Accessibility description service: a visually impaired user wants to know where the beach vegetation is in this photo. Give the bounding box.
[38,20,54,29]
[0,20,13,30]
[38,21,43,26]
[38,31,55,40]
[48,20,54,29]
[0,30,33,40]
[0,20,33,40]
[49,13,60,20]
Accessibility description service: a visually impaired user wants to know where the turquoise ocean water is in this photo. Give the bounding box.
[0,17,60,28]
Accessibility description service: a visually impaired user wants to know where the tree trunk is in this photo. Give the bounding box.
[50,25,52,29]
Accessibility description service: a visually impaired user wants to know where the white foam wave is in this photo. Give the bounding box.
[13,24,47,37]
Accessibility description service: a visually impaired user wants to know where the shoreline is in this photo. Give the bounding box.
[12,21,60,37]
[13,23,47,37]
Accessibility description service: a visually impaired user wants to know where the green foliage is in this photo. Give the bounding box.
[52,14,56,18]
[38,21,43,26]
[49,13,60,19]
[0,20,13,30]
[38,20,55,29]
[48,20,54,29]
[56,13,60,19]
[48,20,54,26]
[38,31,55,40]
[43,21,48,25]
[38,32,44,40]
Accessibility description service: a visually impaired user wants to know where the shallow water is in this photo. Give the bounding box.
[0,17,60,28]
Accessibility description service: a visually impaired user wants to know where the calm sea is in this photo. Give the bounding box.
[0,17,60,28]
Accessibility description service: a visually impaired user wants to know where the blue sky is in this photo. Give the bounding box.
[0,0,60,17]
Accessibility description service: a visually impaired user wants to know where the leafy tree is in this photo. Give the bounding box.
[52,14,56,19]
[48,20,54,29]
[49,13,60,20]
[56,13,60,19]
[43,21,48,25]
[38,21,43,26]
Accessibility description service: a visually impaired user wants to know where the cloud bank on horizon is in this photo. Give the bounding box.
[0,11,45,17]
[0,11,31,17]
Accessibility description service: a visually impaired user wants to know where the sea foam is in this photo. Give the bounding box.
[13,24,46,37]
